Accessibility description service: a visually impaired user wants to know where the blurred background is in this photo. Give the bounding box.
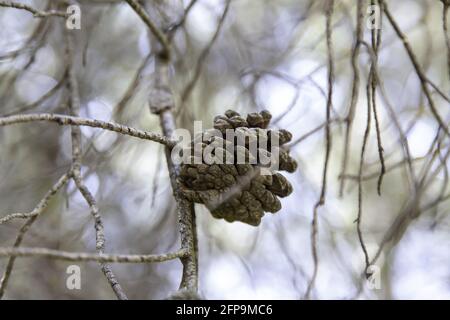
[0,0,449,299]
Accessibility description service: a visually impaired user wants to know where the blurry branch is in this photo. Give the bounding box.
[1,0,447,301]
[239,69,301,123]
[376,69,417,191]
[151,147,163,209]
[288,118,343,148]
[0,69,67,117]
[239,64,341,124]
[340,156,425,182]
[240,68,325,126]
[304,0,334,300]
[0,0,203,298]
[443,0,450,79]
[417,129,448,185]
[427,80,450,103]
[0,247,188,263]
[0,172,71,299]
[381,0,449,136]
[66,29,127,300]
[179,0,231,110]
[115,53,153,118]
[0,16,50,61]
[1,16,50,109]
[0,1,68,17]
[125,0,170,59]
[0,113,176,147]
[166,0,198,37]
[421,189,450,213]
[364,120,450,280]
[418,139,450,206]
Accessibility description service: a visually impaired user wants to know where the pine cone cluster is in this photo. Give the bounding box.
[178,110,297,226]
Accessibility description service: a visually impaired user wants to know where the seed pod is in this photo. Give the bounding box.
[178,110,298,226]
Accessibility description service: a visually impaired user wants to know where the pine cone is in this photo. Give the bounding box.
[178,110,297,226]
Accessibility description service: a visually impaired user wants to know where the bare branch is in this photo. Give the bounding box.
[0,247,188,263]
[179,0,231,108]
[151,60,199,292]
[66,30,128,300]
[125,0,171,60]
[167,0,199,37]
[0,113,176,148]
[339,0,363,197]
[0,173,71,299]
[0,1,68,17]
[381,0,449,136]
[442,0,450,80]
[143,0,199,292]
[304,0,334,299]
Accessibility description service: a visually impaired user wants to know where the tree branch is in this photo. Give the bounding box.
[0,247,188,263]
[304,0,334,300]
[150,58,199,291]
[66,29,128,300]
[0,1,68,17]
[381,0,449,136]
[0,172,71,299]
[180,0,231,107]
[144,0,199,289]
[125,0,171,60]
[0,212,37,225]
[339,0,363,196]
[0,113,176,148]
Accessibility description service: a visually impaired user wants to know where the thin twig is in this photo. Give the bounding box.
[304,0,334,299]
[0,173,71,299]
[340,156,425,182]
[0,113,176,148]
[0,212,38,225]
[0,247,188,263]
[167,0,198,37]
[115,53,153,117]
[179,0,231,108]
[370,0,385,195]
[145,0,199,288]
[66,30,128,300]
[443,0,450,80]
[0,1,68,17]
[125,0,171,60]
[151,59,199,291]
[356,74,373,276]
[0,69,67,117]
[339,0,363,197]
[288,118,342,148]
[381,0,449,136]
